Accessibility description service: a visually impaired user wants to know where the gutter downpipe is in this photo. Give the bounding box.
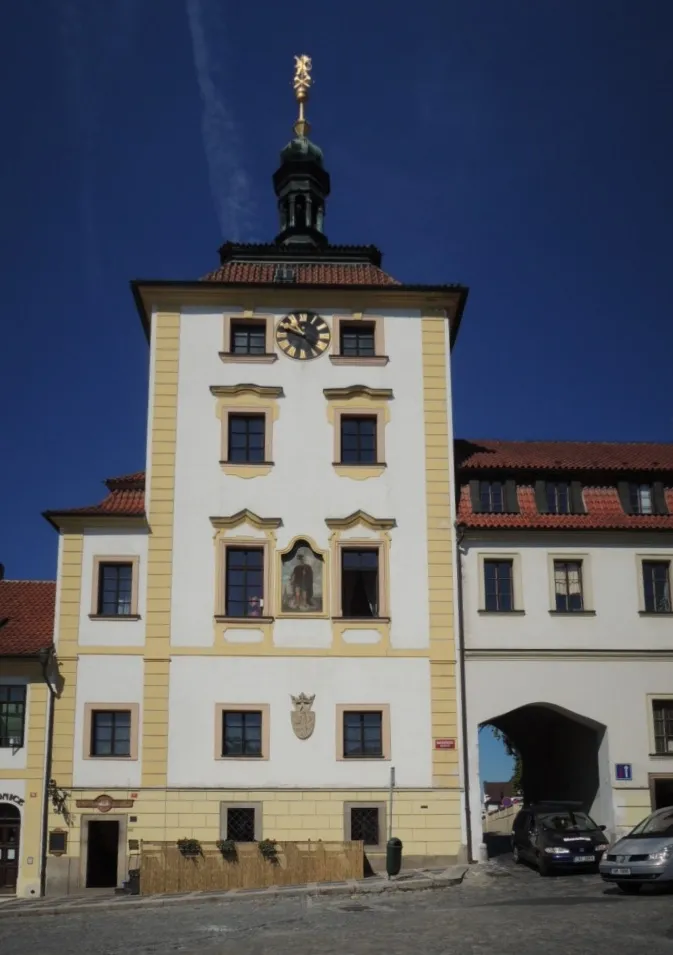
[39,648,56,897]
[455,522,473,863]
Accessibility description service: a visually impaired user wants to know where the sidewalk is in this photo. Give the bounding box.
[0,865,468,919]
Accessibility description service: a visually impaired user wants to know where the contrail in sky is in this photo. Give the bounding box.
[185,0,255,241]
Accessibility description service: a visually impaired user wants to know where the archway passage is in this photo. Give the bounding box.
[0,804,20,893]
[486,703,606,813]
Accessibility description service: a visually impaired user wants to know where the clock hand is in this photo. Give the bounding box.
[281,321,307,340]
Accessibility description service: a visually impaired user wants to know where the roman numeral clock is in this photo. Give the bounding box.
[276,311,331,360]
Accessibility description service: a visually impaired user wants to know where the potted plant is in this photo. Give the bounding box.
[216,839,238,862]
[258,838,279,864]
[177,838,202,858]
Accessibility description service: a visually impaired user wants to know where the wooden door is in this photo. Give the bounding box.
[0,805,20,893]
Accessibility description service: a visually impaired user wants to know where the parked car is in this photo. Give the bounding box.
[599,806,673,894]
[511,801,609,875]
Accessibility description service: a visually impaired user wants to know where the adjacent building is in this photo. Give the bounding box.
[0,576,55,896]
[457,440,673,856]
[39,60,468,894]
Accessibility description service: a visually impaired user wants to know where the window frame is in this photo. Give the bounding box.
[220,313,276,363]
[336,704,390,760]
[332,407,386,473]
[223,545,266,620]
[331,315,387,365]
[220,407,273,469]
[90,556,140,620]
[648,695,673,756]
[477,553,524,614]
[343,801,387,851]
[219,801,263,840]
[214,704,270,760]
[636,555,673,615]
[226,413,267,465]
[0,684,27,749]
[547,553,595,614]
[83,703,139,760]
[338,414,378,465]
[333,542,389,620]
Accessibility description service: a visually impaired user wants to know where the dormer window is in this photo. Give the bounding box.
[469,480,519,515]
[618,482,669,516]
[535,481,586,515]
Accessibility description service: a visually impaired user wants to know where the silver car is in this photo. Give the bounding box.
[600,805,673,894]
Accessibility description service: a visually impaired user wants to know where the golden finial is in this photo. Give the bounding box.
[293,54,312,137]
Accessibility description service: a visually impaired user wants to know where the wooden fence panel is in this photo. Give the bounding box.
[139,841,364,895]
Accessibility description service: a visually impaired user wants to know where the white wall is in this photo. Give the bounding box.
[167,657,432,789]
[169,307,431,650]
[72,656,144,788]
[0,677,29,771]
[78,530,148,647]
[462,534,673,650]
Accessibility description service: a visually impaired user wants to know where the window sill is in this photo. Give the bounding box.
[340,755,388,761]
[86,755,136,761]
[216,755,269,761]
[88,614,141,621]
[648,753,673,758]
[329,355,389,366]
[215,616,274,625]
[219,461,274,479]
[333,463,386,480]
[478,610,525,616]
[332,616,391,624]
[639,611,673,617]
[548,610,596,616]
[218,352,278,364]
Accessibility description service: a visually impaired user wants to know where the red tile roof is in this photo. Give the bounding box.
[456,440,673,473]
[202,260,400,286]
[457,484,673,531]
[44,472,146,526]
[0,580,55,656]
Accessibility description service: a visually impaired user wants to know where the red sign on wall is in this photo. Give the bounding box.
[434,738,456,750]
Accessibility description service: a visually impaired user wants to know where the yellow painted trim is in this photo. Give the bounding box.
[142,311,180,787]
[421,316,459,788]
[210,384,284,399]
[333,465,386,481]
[323,386,393,401]
[51,534,83,788]
[220,464,273,479]
[210,510,282,531]
[325,511,396,531]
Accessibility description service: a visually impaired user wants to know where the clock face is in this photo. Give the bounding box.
[276,311,331,360]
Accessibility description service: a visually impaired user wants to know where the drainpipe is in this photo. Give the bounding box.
[454,523,473,863]
[38,647,56,897]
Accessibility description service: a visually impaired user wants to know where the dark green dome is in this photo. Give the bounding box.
[280,135,324,165]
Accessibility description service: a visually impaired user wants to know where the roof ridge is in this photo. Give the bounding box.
[1,579,55,585]
[459,438,673,447]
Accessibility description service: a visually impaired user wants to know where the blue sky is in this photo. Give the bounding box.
[1,2,672,781]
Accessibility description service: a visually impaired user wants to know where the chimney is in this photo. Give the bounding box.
[0,563,4,582]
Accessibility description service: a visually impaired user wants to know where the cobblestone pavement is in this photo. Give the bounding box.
[3,857,673,955]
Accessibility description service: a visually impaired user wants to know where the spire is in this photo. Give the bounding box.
[273,54,331,248]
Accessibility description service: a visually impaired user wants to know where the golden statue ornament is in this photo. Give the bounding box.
[292,54,312,137]
[290,693,316,740]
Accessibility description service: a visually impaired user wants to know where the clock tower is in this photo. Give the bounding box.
[44,56,470,895]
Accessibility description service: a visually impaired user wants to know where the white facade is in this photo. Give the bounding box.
[463,530,673,856]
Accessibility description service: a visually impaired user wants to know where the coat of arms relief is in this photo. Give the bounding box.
[291,693,315,740]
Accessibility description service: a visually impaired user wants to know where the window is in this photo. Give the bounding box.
[653,700,673,754]
[632,484,654,515]
[339,322,376,357]
[341,549,379,617]
[97,562,133,616]
[215,705,269,759]
[225,547,264,617]
[553,560,584,612]
[480,481,504,513]
[220,802,262,840]
[343,710,383,758]
[221,710,262,757]
[643,561,672,613]
[90,709,131,757]
[226,807,256,841]
[339,416,377,464]
[344,802,387,849]
[620,481,669,516]
[227,414,265,464]
[484,559,514,612]
[230,320,266,355]
[0,686,26,748]
[547,482,571,515]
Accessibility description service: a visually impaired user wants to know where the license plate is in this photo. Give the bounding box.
[574,855,595,863]
[610,867,631,875]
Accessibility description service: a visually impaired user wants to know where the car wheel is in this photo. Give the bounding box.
[512,845,521,864]
[617,882,642,895]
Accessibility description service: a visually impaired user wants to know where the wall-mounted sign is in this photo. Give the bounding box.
[0,793,25,806]
[48,830,68,855]
[75,794,134,813]
[434,739,456,750]
[615,763,633,781]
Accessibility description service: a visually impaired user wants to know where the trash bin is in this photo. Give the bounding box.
[126,869,140,895]
[386,837,403,877]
